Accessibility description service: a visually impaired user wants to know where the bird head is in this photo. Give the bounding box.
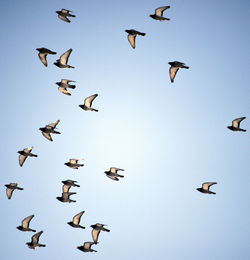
[196,188,202,192]
[227,126,233,130]
[16,226,22,231]
[149,14,154,18]
[55,82,60,86]
[36,48,40,52]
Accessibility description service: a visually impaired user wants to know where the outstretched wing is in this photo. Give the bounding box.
[47,120,60,129]
[58,15,70,23]
[38,53,48,67]
[110,167,124,173]
[32,231,43,244]
[232,117,246,128]
[63,184,71,193]
[155,6,170,16]
[169,67,179,83]
[73,211,85,225]
[22,215,34,229]
[6,188,14,199]
[19,154,27,167]
[59,49,72,65]
[42,132,53,141]
[202,182,217,191]
[61,9,70,14]
[128,34,136,49]
[58,86,71,96]
[84,94,98,108]
[91,229,100,244]
[61,79,75,84]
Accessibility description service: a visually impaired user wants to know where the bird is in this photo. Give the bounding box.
[5,183,23,199]
[91,223,110,244]
[227,117,246,132]
[104,167,124,181]
[56,192,76,203]
[54,49,74,68]
[36,48,56,67]
[77,242,97,253]
[56,79,76,96]
[56,9,75,23]
[39,120,61,141]
[26,231,46,250]
[168,61,189,83]
[197,182,217,194]
[125,29,146,49]
[17,146,37,167]
[79,94,98,112]
[68,211,85,229]
[62,179,80,188]
[150,6,170,21]
[65,159,84,169]
[17,215,36,232]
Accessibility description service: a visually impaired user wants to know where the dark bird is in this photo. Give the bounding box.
[18,146,37,167]
[56,79,76,96]
[17,215,36,232]
[150,6,170,21]
[62,179,80,188]
[125,29,146,49]
[77,242,97,253]
[65,159,84,169]
[26,231,46,250]
[39,120,61,142]
[227,117,246,132]
[56,9,75,23]
[5,183,23,199]
[197,182,217,194]
[68,211,85,229]
[104,167,124,181]
[91,223,110,244]
[36,48,56,67]
[54,49,74,68]
[168,61,189,83]
[79,94,98,112]
[56,192,76,203]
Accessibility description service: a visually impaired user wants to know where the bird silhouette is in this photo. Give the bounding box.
[36,48,56,67]
[18,146,37,167]
[79,94,98,112]
[26,231,46,250]
[56,9,75,23]
[62,179,80,188]
[39,120,61,141]
[68,211,85,229]
[227,117,246,132]
[105,167,124,181]
[65,159,84,169]
[197,182,217,194]
[54,49,74,68]
[56,79,76,96]
[17,215,36,232]
[150,6,170,21]
[168,61,189,83]
[125,29,146,49]
[5,183,23,199]
[77,242,97,253]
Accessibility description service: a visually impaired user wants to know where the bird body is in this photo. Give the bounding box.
[26,231,45,249]
[169,61,189,83]
[150,6,170,21]
[105,167,124,181]
[197,182,217,194]
[125,29,146,49]
[17,215,36,232]
[68,211,85,229]
[39,120,60,141]
[227,117,246,132]
[56,9,75,23]
[36,48,56,67]
[56,79,76,96]
[54,49,74,68]
[65,159,84,169]
[62,179,80,187]
[57,192,76,203]
[5,183,23,199]
[79,94,98,112]
[77,242,97,253]
[18,146,37,167]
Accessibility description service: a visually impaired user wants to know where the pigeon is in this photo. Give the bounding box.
[168,61,189,83]
[125,29,146,49]
[150,6,170,21]
[77,242,97,253]
[5,183,23,199]
[227,117,246,132]
[54,49,74,68]
[56,9,75,23]
[91,223,110,244]
[68,211,85,229]
[17,215,36,232]
[39,120,61,142]
[79,94,98,112]
[26,231,46,250]
[57,192,76,203]
[36,48,57,67]
[65,159,84,169]
[18,146,37,167]
[62,179,80,188]
[56,79,76,96]
[197,182,217,194]
[104,167,124,181]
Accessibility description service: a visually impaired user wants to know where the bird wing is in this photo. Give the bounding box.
[63,184,71,193]
[24,147,33,153]
[61,9,70,14]
[91,229,100,244]
[232,117,246,128]
[69,159,77,164]
[58,86,71,96]
[202,182,217,191]
[110,167,124,173]
[169,67,179,83]
[128,34,136,49]
[107,175,119,181]
[42,132,53,141]
[19,154,27,167]
[73,211,85,225]
[47,120,60,129]
[38,53,48,67]
[155,6,170,16]
[22,215,34,229]
[59,49,72,65]
[32,231,43,244]
[84,242,94,250]
[58,14,70,23]
[6,187,14,199]
[84,94,98,108]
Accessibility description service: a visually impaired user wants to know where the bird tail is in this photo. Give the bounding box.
[50,51,57,55]
[31,229,36,232]
[239,128,246,132]
[104,228,110,232]
[30,153,38,157]
[38,244,46,247]
[69,200,76,203]
[68,85,76,89]
[139,32,146,36]
[68,65,75,69]
[79,225,85,229]
[91,108,98,112]
[17,187,24,190]
[182,66,189,69]
[210,191,216,195]
[54,131,61,134]
[74,184,80,187]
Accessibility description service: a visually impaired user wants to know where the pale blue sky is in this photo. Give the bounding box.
[1,0,249,259]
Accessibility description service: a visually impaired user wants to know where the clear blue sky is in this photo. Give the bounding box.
[1,0,249,259]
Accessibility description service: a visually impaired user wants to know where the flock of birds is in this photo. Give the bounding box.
[5,5,247,254]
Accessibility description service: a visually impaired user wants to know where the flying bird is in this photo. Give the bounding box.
[77,242,97,253]
[104,167,124,181]
[57,184,76,203]
[56,9,75,23]
[65,159,84,169]
[197,182,217,194]
[5,183,23,200]
[91,223,110,244]
[26,231,46,250]
[54,49,74,68]
[168,61,189,83]
[227,117,246,132]
[39,120,61,142]
[68,211,85,229]
[36,48,56,67]
[17,215,36,232]
[125,29,146,49]
[56,79,76,96]
[62,179,80,188]
[150,6,170,21]
[79,94,98,112]
[18,146,37,167]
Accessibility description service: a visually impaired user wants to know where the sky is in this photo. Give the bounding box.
[0,0,249,259]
